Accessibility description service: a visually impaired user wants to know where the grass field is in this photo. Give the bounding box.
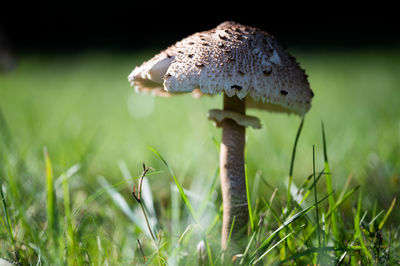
[0,47,399,264]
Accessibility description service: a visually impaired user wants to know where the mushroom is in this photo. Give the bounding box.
[128,21,314,251]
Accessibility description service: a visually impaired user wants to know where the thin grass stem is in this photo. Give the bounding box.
[287,118,304,211]
[0,177,21,265]
[378,197,396,230]
[312,145,321,249]
[245,164,254,231]
[322,122,338,241]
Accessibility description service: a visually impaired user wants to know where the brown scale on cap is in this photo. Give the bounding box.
[128,21,314,116]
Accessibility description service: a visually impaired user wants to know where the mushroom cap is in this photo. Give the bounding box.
[128,21,314,116]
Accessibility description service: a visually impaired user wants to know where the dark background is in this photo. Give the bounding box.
[0,2,398,53]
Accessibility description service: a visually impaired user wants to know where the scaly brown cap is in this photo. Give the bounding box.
[128,21,314,116]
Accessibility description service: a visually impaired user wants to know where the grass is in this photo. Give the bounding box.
[0,47,399,264]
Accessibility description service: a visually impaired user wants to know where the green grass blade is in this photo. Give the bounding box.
[98,176,147,232]
[198,167,219,218]
[148,146,198,223]
[205,237,214,266]
[206,211,221,234]
[261,198,282,225]
[72,171,161,219]
[378,197,396,230]
[245,163,254,231]
[62,173,72,233]
[149,147,215,265]
[252,228,299,264]
[252,192,332,258]
[282,246,348,263]
[239,230,256,265]
[299,185,359,250]
[55,163,80,188]
[287,118,305,210]
[211,135,220,151]
[252,207,308,257]
[44,147,58,239]
[337,173,353,203]
[354,190,373,262]
[0,178,13,239]
[321,122,328,163]
[293,169,325,208]
[0,176,20,263]
[322,122,338,240]
[307,169,325,191]
[177,224,196,244]
[62,171,79,263]
[299,168,325,192]
[369,201,378,233]
[337,226,363,265]
[326,185,360,219]
[0,107,16,152]
[227,215,236,248]
[369,209,384,229]
[312,145,321,248]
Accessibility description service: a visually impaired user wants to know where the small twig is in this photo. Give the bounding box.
[137,238,147,262]
[132,163,150,203]
[270,187,278,204]
[132,185,139,202]
[131,163,156,242]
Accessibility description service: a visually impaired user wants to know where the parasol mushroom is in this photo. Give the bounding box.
[128,21,314,251]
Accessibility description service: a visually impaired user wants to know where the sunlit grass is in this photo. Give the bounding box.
[0,48,399,264]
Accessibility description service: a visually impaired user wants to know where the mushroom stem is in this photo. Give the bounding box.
[220,93,248,251]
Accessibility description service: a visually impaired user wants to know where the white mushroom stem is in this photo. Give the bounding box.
[219,93,249,251]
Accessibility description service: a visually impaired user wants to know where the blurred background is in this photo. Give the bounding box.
[1,3,399,52]
[0,2,399,221]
